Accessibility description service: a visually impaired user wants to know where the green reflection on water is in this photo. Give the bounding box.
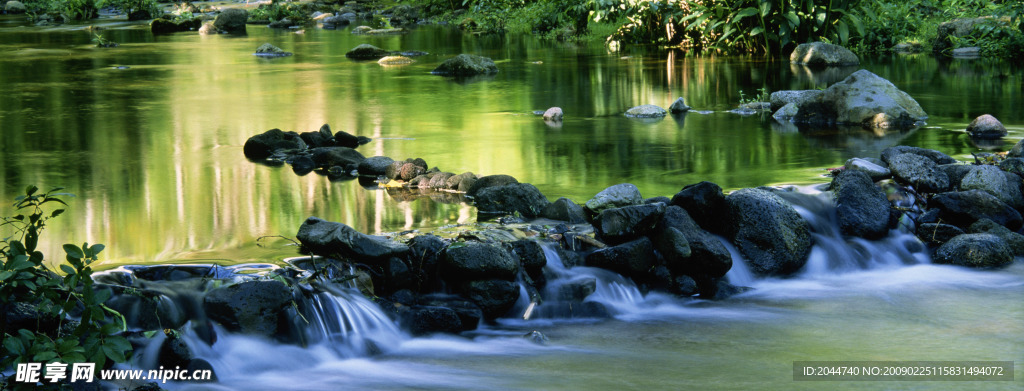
[1,22,1021,267]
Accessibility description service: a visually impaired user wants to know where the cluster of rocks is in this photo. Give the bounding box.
[243,124,373,177]
[623,98,691,119]
[772,69,927,129]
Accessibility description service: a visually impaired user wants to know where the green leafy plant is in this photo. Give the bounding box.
[739,87,770,105]
[91,33,118,48]
[1,186,131,385]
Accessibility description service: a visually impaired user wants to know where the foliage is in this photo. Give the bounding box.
[1,186,131,386]
[91,33,118,48]
[97,0,161,17]
[22,0,99,22]
[249,1,312,24]
[739,87,770,105]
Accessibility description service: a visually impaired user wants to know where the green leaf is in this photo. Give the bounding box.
[0,270,14,281]
[3,334,25,355]
[102,345,126,362]
[784,11,799,28]
[94,288,112,304]
[33,350,58,362]
[751,26,765,36]
[734,7,758,20]
[11,255,34,271]
[64,244,85,259]
[105,336,132,353]
[837,20,849,44]
[60,264,76,275]
[25,185,38,197]
[89,244,105,256]
[51,209,65,218]
[759,1,771,17]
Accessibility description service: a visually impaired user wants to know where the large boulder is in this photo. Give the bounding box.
[656,206,732,279]
[510,240,546,278]
[969,219,1024,257]
[593,203,666,245]
[243,129,303,160]
[585,183,643,214]
[584,237,656,278]
[928,190,1023,230]
[357,156,395,176]
[4,1,27,13]
[669,97,690,113]
[789,42,860,67]
[213,8,248,34]
[933,233,1013,268]
[725,189,812,277]
[832,170,891,239]
[399,306,462,336]
[431,54,499,76]
[442,241,518,281]
[917,223,965,245]
[474,183,550,218]
[887,153,950,193]
[959,165,1024,210]
[965,114,1007,139]
[296,217,410,262]
[203,280,292,336]
[310,147,365,169]
[624,105,667,118]
[345,44,390,59]
[793,70,926,128]
[462,280,518,320]
[151,17,203,34]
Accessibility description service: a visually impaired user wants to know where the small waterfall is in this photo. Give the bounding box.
[522,243,645,319]
[302,284,406,357]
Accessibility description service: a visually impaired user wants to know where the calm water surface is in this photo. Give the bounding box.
[1,17,1023,391]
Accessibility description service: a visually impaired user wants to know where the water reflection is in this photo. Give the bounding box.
[0,22,1021,267]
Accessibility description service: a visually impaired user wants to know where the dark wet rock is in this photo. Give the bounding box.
[772,102,799,121]
[254,43,292,57]
[300,129,334,149]
[557,278,597,301]
[321,15,351,29]
[671,275,699,296]
[999,158,1024,178]
[203,280,291,336]
[407,234,446,291]
[432,54,499,76]
[966,114,1007,139]
[346,44,391,60]
[585,183,643,214]
[417,297,482,331]
[130,382,164,391]
[844,157,891,181]
[399,163,426,181]
[968,219,1024,257]
[725,188,812,277]
[105,288,186,331]
[585,237,656,278]
[933,233,1013,268]
[655,206,732,279]
[186,359,217,383]
[462,279,518,320]
[1009,139,1024,158]
[213,8,248,34]
[243,128,303,160]
[333,129,370,149]
[358,156,395,176]
[446,172,476,190]
[151,18,203,34]
[384,161,405,180]
[474,183,551,218]
[669,97,690,113]
[917,223,964,245]
[159,331,193,368]
[832,170,891,239]
[670,181,727,233]
[881,146,957,165]
[466,175,518,197]
[386,258,413,292]
[938,164,973,188]
[624,104,667,118]
[400,306,462,335]
[652,226,691,267]
[542,107,563,121]
[593,203,666,245]
[928,190,1023,230]
[960,165,1024,209]
[2,302,61,336]
[770,90,823,112]
[297,217,410,262]
[541,197,588,224]
[645,196,671,205]
[443,241,518,281]
[706,279,752,300]
[888,153,950,193]
[789,42,860,67]
[310,147,365,170]
[510,240,546,278]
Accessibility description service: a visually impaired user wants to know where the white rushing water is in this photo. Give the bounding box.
[144,189,1024,390]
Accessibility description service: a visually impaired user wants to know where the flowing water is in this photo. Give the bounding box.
[1,15,1023,390]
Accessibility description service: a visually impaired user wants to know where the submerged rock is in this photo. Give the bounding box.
[542,107,563,121]
[770,90,823,112]
[431,54,499,76]
[378,56,415,66]
[624,104,667,118]
[933,233,1012,268]
[818,70,926,128]
[462,279,518,320]
[346,44,390,59]
[789,42,860,67]
[844,157,891,181]
[725,188,812,277]
[243,128,303,160]
[151,18,203,34]
[254,43,293,57]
